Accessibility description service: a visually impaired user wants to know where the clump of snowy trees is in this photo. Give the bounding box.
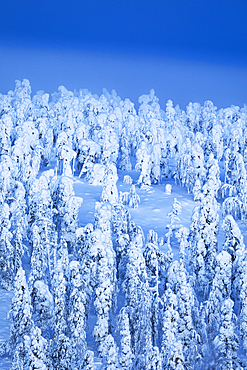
[1,79,247,369]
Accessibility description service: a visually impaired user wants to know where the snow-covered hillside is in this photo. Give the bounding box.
[0,79,247,369]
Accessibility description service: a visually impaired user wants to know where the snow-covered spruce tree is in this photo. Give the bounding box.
[128,185,140,209]
[160,286,180,368]
[0,202,14,290]
[56,236,70,282]
[60,195,83,253]
[68,261,88,370]
[11,325,51,370]
[225,216,247,352]
[111,203,131,237]
[174,137,206,194]
[222,215,245,266]
[222,215,245,306]
[52,176,83,252]
[51,261,67,341]
[224,134,246,196]
[0,155,16,202]
[118,127,132,171]
[189,182,219,298]
[76,223,94,263]
[122,239,153,359]
[143,229,173,347]
[212,299,242,370]
[77,139,100,178]
[90,229,117,357]
[100,334,119,370]
[117,307,134,370]
[3,267,33,357]
[52,175,75,233]
[115,232,130,283]
[204,152,221,197]
[135,140,152,187]
[166,198,182,249]
[28,224,48,289]
[81,350,95,370]
[200,100,217,137]
[205,250,232,349]
[166,259,202,369]
[52,333,72,370]
[94,201,112,247]
[10,181,27,276]
[31,280,54,336]
[0,107,13,158]
[100,163,119,205]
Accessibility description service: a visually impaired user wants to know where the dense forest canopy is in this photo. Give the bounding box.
[0,79,247,369]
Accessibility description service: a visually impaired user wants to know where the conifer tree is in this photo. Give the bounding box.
[51,261,67,341]
[122,241,152,356]
[52,334,72,370]
[0,202,14,290]
[117,307,134,370]
[213,299,242,370]
[68,261,88,370]
[4,268,33,356]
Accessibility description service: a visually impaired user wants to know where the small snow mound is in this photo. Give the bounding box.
[123,175,133,185]
[165,184,172,194]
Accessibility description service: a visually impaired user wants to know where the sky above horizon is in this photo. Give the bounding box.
[0,0,247,109]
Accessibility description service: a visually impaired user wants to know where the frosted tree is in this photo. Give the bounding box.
[100,334,119,370]
[143,230,172,346]
[94,201,112,246]
[213,299,242,370]
[28,224,48,288]
[118,127,132,171]
[135,140,152,187]
[0,202,14,290]
[68,261,88,370]
[76,223,94,264]
[224,139,246,196]
[122,242,152,356]
[189,182,219,296]
[204,152,221,197]
[3,268,33,356]
[161,286,180,367]
[146,346,162,370]
[115,233,130,283]
[60,195,83,252]
[222,215,245,265]
[205,250,232,347]
[166,198,182,249]
[100,164,119,205]
[52,176,75,238]
[165,341,185,370]
[10,181,27,276]
[31,280,54,336]
[90,229,117,357]
[51,261,67,340]
[81,350,95,370]
[128,185,140,209]
[150,143,162,184]
[52,334,72,370]
[111,203,130,237]
[166,261,201,368]
[117,307,134,370]
[189,238,207,298]
[78,139,100,178]
[11,325,51,370]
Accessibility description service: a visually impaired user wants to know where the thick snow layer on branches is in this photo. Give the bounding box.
[1,80,247,369]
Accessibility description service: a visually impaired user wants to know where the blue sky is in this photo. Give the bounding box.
[0,0,247,109]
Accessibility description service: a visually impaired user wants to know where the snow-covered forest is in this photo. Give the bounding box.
[1,79,247,369]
